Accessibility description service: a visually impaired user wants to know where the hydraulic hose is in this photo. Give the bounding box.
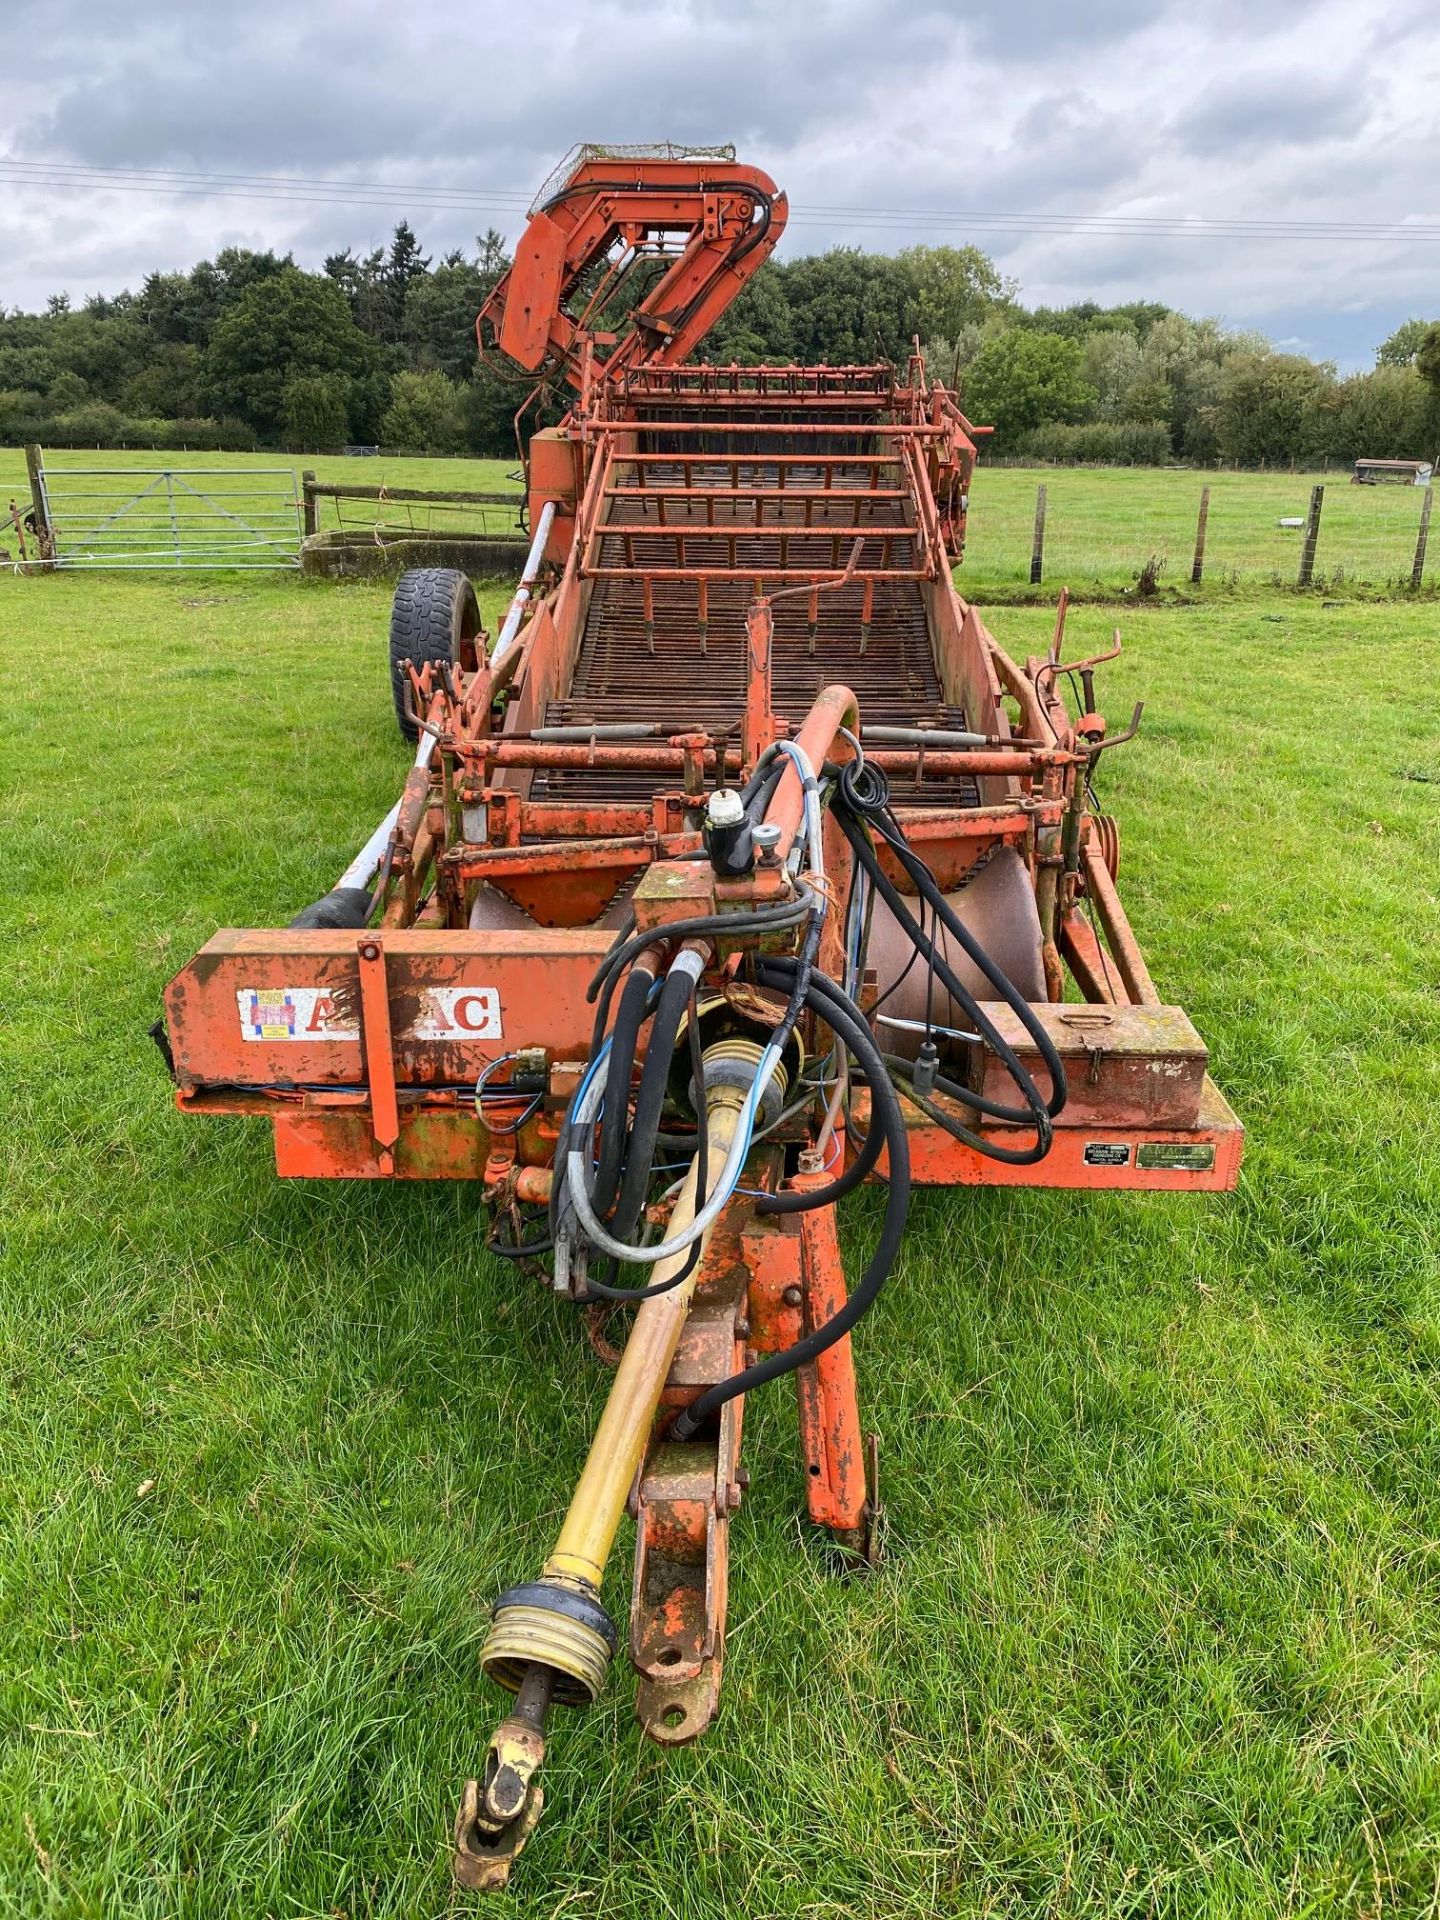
[870,806,1068,1117]
[608,950,705,1244]
[586,887,816,1043]
[590,959,659,1221]
[583,976,711,1304]
[566,883,823,1269]
[487,1216,554,1261]
[881,1056,1049,1166]
[835,808,1056,1151]
[834,756,1066,1121]
[749,964,886,1214]
[671,966,909,1442]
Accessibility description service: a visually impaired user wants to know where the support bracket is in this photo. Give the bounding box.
[355,935,399,1173]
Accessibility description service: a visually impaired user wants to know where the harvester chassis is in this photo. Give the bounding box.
[159,144,1241,1890]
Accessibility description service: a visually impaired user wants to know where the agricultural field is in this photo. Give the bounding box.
[5,446,1435,592]
[2,546,1437,1918]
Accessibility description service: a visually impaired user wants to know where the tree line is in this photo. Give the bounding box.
[2,220,1437,467]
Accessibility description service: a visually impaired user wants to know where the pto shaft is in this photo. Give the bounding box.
[456,1081,747,1887]
[547,1083,745,1586]
[478,1081,745,1701]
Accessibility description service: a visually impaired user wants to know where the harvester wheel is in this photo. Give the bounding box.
[388,567,482,741]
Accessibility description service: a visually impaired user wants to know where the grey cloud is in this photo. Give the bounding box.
[1172,72,1372,156]
[2,0,1437,370]
[19,0,963,174]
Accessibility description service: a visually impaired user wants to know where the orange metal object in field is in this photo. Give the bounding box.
[160,144,1241,1890]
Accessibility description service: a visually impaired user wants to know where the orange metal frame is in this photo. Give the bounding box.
[162,149,1242,1782]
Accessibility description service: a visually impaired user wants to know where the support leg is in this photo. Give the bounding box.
[793,1200,878,1563]
[631,1169,756,1745]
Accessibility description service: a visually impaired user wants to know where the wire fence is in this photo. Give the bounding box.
[4,447,1434,591]
[312,488,525,540]
[961,467,1435,592]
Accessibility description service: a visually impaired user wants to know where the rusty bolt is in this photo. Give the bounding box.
[782,1285,803,1307]
[734,1316,750,1339]
[361,942,379,962]
[735,1469,750,1490]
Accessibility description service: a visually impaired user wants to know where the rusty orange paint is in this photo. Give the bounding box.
[155,149,1244,1869]
[794,1192,868,1535]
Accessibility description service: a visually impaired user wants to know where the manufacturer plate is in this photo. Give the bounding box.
[236,984,502,1042]
[1083,1142,1131,1167]
[1136,1141,1216,1172]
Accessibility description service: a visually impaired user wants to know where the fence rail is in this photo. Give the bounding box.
[8,448,1435,591]
[300,471,525,540]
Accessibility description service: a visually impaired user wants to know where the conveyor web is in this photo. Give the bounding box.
[534,452,979,808]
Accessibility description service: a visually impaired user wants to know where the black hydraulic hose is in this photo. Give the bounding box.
[751,962,886,1213]
[574,892,824,1278]
[833,757,1067,1124]
[586,888,815,1042]
[588,890,815,1005]
[881,1055,1052,1166]
[487,1216,555,1260]
[551,968,665,1254]
[866,804,1068,1119]
[583,977,711,1304]
[740,756,787,817]
[836,809,1053,1146]
[609,956,697,1244]
[590,960,658,1220]
[671,971,910,1443]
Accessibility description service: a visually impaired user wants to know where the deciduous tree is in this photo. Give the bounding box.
[203,267,373,438]
[961,329,1094,443]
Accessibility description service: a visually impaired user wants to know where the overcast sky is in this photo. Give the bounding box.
[6,0,1437,369]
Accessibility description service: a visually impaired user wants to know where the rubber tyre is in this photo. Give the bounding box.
[388,568,481,741]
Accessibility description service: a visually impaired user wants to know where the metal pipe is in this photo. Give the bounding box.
[766,684,858,863]
[1083,845,1160,1006]
[545,1083,746,1589]
[529,722,659,741]
[334,730,435,893]
[492,500,558,666]
[862,724,991,749]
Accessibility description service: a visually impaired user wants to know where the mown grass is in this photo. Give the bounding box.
[4,447,1433,593]
[1,570,1439,1918]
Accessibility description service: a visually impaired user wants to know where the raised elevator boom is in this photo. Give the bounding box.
[476,143,787,392]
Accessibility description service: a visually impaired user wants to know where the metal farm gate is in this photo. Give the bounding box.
[29,455,302,569]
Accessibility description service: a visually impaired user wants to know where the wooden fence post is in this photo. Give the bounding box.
[1029,483,1047,584]
[1191,485,1210,584]
[1412,485,1433,591]
[24,443,55,567]
[1298,483,1324,588]
[301,469,318,538]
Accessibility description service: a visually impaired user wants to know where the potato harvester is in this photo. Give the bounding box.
[157,144,1243,1889]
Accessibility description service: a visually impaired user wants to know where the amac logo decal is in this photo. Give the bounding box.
[410,987,502,1041]
[236,984,502,1042]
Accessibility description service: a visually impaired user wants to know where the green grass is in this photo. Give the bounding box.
[2,571,1439,1917]
[4,447,1433,592]
[960,465,1434,595]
